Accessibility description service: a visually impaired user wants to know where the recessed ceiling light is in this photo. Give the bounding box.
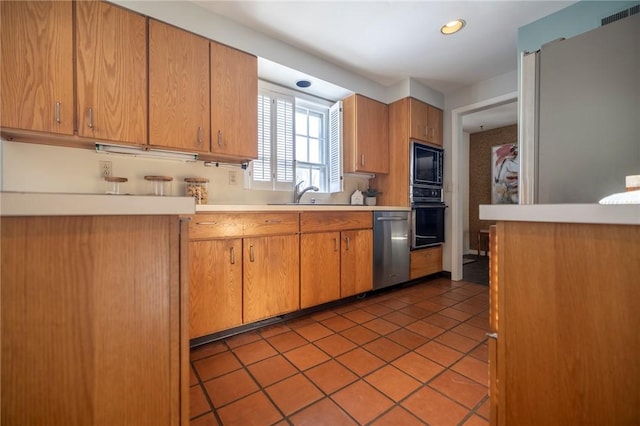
[296,80,312,88]
[441,19,466,35]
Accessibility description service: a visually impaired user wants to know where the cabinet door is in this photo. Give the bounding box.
[0,1,73,134]
[409,98,430,142]
[341,229,373,297]
[149,20,210,153]
[343,94,389,174]
[409,245,442,279]
[300,232,341,308]
[76,0,147,144]
[243,234,299,323]
[426,105,443,146]
[374,97,411,207]
[211,42,258,159]
[189,239,242,338]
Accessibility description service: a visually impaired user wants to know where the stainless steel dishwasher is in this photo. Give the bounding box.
[373,211,410,289]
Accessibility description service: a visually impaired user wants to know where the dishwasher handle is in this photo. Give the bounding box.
[376,216,409,222]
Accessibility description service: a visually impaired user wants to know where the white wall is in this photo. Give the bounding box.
[0,140,370,205]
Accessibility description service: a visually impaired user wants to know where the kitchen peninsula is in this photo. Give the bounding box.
[1,192,421,425]
[479,203,639,425]
[1,192,194,426]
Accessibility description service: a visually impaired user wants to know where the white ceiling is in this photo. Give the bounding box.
[193,1,574,134]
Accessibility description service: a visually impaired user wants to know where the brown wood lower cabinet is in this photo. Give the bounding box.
[340,229,373,297]
[243,234,300,323]
[189,238,242,338]
[187,212,299,336]
[187,211,373,337]
[300,212,373,308]
[300,231,341,308]
[490,221,640,425]
[1,215,188,426]
[409,245,443,279]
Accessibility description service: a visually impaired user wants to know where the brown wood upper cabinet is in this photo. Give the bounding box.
[409,98,442,146]
[343,94,390,174]
[0,1,74,135]
[210,42,258,161]
[76,0,147,145]
[149,20,210,153]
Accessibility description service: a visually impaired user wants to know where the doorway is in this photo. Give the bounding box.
[449,91,518,281]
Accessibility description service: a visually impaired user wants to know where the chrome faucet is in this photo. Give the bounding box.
[293,180,319,204]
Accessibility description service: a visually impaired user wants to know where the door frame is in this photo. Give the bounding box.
[450,91,518,281]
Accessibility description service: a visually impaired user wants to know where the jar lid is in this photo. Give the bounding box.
[104,177,128,182]
[144,175,173,181]
[184,177,209,183]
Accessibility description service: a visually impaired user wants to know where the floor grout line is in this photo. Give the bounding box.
[190,278,490,425]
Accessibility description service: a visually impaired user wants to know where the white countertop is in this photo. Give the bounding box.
[0,192,410,216]
[1,192,196,216]
[480,204,640,225]
[195,204,410,212]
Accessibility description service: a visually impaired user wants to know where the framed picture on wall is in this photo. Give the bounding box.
[492,143,519,204]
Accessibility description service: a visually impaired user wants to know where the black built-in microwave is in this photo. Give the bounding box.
[411,141,443,187]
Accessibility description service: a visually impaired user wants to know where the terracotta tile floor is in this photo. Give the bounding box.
[190,277,490,425]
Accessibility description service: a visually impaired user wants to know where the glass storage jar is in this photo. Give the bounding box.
[104,176,127,195]
[144,175,173,196]
[184,177,209,204]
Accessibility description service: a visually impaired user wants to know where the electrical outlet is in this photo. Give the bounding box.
[228,170,238,185]
[99,160,112,177]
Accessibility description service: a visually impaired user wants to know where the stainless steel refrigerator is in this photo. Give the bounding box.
[519,13,639,204]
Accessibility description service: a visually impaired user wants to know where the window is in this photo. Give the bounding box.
[250,85,342,193]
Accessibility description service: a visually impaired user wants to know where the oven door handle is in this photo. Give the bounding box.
[415,234,439,240]
[412,204,448,209]
[410,209,416,248]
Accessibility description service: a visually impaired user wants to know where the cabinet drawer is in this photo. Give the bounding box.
[410,245,442,279]
[187,213,243,239]
[300,211,372,233]
[242,213,299,236]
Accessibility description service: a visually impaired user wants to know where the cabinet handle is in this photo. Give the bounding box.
[230,247,236,265]
[55,102,61,124]
[87,107,94,129]
[249,244,255,262]
[360,154,365,166]
[486,332,498,340]
[345,236,350,251]
[264,219,282,224]
[333,237,339,252]
[217,130,223,147]
[195,221,217,226]
[197,126,203,145]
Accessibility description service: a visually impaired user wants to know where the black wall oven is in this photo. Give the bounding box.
[410,142,446,249]
[411,200,446,249]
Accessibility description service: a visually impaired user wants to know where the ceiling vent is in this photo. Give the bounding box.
[601,3,639,26]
